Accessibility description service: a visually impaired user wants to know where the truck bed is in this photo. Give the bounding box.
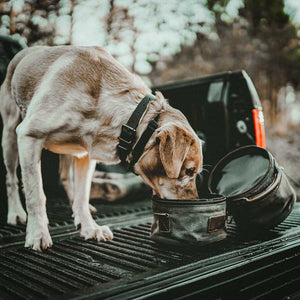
[0,69,298,299]
[0,194,300,300]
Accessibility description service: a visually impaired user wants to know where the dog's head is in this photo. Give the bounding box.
[134,119,202,199]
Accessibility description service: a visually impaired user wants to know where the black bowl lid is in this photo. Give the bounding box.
[208,146,272,198]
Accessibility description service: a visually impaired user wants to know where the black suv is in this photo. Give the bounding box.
[0,38,299,300]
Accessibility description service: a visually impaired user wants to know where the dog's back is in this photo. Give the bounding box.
[2,46,100,116]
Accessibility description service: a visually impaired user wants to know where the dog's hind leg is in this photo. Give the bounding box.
[59,154,74,203]
[17,123,52,251]
[0,95,27,225]
[59,154,97,213]
[72,154,113,241]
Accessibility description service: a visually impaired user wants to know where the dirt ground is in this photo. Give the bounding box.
[266,128,300,201]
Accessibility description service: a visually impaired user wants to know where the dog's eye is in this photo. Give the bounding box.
[185,168,195,177]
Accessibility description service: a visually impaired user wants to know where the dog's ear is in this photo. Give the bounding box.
[156,125,192,178]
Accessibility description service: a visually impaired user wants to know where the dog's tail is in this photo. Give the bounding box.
[0,47,29,118]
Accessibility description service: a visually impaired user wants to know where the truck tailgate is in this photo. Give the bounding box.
[0,195,300,299]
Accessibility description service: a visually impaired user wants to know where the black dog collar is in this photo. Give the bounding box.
[117,94,160,172]
[128,113,160,172]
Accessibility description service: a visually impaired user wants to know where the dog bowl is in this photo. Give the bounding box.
[208,145,296,230]
[151,194,227,245]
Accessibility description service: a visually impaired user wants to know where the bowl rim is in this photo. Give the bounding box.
[152,194,226,205]
[208,145,273,198]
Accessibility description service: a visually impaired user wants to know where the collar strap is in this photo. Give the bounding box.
[117,94,156,164]
[128,113,160,173]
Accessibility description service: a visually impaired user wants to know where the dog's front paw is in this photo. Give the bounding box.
[7,206,27,225]
[25,220,53,251]
[100,225,114,240]
[25,230,53,251]
[78,223,113,242]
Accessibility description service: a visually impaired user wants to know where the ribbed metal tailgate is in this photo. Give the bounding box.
[0,199,300,300]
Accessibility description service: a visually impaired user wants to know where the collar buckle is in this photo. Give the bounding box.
[148,119,159,131]
[118,124,136,154]
[120,124,136,141]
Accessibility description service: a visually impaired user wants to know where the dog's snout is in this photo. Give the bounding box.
[153,175,200,200]
[182,188,199,199]
[158,187,198,200]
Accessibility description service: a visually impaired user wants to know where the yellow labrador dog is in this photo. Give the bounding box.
[0,46,202,251]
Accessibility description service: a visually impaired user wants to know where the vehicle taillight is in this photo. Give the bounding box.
[252,108,266,148]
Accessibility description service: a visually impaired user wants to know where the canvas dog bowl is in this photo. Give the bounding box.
[208,145,296,230]
[151,194,227,245]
